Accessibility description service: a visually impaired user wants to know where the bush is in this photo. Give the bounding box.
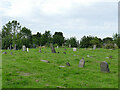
[103,44,115,49]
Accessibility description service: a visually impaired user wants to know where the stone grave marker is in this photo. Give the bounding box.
[66,62,70,66]
[69,44,71,48]
[93,45,96,50]
[73,48,76,51]
[63,52,66,54]
[50,43,56,53]
[7,47,9,50]
[3,52,7,54]
[57,46,59,48]
[27,48,29,52]
[41,60,50,63]
[79,58,85,67]
[22,45,26,51]
[100,61,110,73]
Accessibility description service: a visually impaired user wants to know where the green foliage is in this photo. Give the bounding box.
[53,32,64,46]
[69,37,77,47]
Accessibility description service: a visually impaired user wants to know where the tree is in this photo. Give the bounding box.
[69,37,77,47]
[2,20,21,49]
[20,27,32,48]
[41,31,52,46]
[53,32,64,46]
[80,36,93,48]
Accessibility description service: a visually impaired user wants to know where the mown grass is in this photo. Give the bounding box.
[2,48,118,88]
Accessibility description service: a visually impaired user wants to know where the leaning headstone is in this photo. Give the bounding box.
[66,62,70,66]
[50,43,56,53]
[22,45,26,51]
[93,45,96,50]
[79,58,85,67]
[27,48,29,52]
[73,48,76,51]
[2,52,7,54]
[100,61,110,73]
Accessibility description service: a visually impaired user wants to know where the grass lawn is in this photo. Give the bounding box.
[2,48,118,88]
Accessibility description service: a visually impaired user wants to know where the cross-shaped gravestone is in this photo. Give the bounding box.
[79,58,85,67]
[93,45,96,50]
[100,61,110,73]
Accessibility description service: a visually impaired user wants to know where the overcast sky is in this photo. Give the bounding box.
[0,0,118,40]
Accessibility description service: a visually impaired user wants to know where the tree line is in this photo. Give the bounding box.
[1,20,120,49]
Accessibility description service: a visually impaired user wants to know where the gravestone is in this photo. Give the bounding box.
[66,62,70,66]
[63,52,66,54]
[50,43,56,53]
[22,45,26,51]
[73,48,76,51]
[93,45,96,50]
[69,44,71,48]
[79,58,85,67]
[57,46,59,48]
[100,61,110,72]
[39,48,41,53]
[7,47,9,50]
[27,48,29,52]
[3,52,7,54]
[41,60,50,63]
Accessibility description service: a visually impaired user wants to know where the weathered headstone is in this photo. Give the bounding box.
[79,58,85,67]
[27,48,29,52]
[93,45,96,50]
[69,44,71,48]
[66,62,70,66]
[73,48,76,51]
[41,60,50,63]
[22,45,26,51]
[2,52,7,54]
[50,43,56,53]
[100,61,109,72]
